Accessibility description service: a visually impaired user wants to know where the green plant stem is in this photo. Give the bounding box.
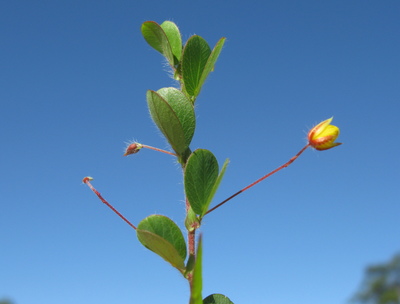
[84,179,137,230]
[205,144,311,215]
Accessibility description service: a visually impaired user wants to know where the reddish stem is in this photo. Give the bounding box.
[205,144,311,215]
[83,178,137,230]
[141,144,177,156]
[186,197,196,256]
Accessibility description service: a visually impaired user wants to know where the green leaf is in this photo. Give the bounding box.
[182,35,211,98]
[141,21,175,66]
[136,215,187,271]
[182,36,226,100]
[146,88,195,156]
[197,37,226,96]
[189,236,203,304]
[160,21,182,64]
[203,158,229,217]
[157,87,196,148]
[184,149,219,215]
[203,294,234,304]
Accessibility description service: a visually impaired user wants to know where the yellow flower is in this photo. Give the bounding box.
[308,117,342,151]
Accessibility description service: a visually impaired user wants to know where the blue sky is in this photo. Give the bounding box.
[1,1,399,303]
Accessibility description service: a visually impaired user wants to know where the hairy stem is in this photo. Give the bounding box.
[185,195,196,288]
[83,178,137,230]
[186,197,196,256]
[141,144,177,156]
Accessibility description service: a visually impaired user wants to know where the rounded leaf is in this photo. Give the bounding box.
[182,35,211,98]
[146,88,195,156]
[157,87,195,147]
[141,21,175,66]
[160,21,182,64]
[137,215,187,271]
[203,294,234,304]
[184,149,219,215]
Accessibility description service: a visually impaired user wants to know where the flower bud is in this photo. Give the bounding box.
[308,117,342,151]
[82,176,93,183]
[123,142,143,156]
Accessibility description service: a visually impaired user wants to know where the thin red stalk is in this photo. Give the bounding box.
[205,144,311,215]
[141,144,177,156]
[83,179,137,230]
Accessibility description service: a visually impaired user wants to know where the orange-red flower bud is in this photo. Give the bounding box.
[308,117,342,151]
[123,142,143,156]
[82,176,93,183]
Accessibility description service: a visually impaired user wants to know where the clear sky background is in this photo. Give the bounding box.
[1,1,399,304]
